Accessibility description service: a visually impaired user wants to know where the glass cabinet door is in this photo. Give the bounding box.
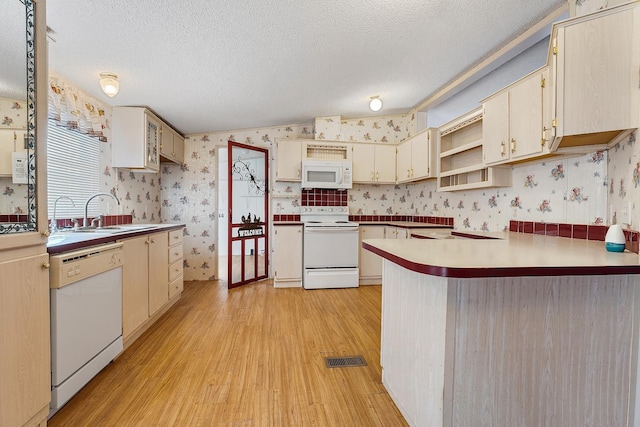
[145,115,160,171]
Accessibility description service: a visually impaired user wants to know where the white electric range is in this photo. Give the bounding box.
[301,206,359,289]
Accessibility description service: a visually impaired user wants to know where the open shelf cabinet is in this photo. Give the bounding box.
[437,108,511,192]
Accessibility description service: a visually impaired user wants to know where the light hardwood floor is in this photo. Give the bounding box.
[48,280,407,426]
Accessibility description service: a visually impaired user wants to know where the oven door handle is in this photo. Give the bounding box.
[304,227,359,232]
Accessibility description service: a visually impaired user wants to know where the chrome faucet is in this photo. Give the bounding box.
[51,196,75,233]
[83,192,120,227]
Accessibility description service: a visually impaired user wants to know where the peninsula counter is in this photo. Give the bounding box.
[363,233,640,426]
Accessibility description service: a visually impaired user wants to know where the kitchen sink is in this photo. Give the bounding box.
[68,224,156,233]
[106,225,156,233]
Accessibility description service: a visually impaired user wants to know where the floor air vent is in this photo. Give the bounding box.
[324,355,367,368]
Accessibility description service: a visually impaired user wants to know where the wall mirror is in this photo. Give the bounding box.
[0,0,36,233]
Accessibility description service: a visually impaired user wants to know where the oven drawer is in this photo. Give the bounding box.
[303,228,359,268]
[304,268,359,289]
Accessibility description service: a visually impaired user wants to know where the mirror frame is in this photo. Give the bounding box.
[0,0,36,234]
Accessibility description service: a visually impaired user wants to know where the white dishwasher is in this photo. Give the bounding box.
[49,242,124,417]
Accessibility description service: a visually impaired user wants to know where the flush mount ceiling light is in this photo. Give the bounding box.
[369,96,382,112]
[99,72,119,97]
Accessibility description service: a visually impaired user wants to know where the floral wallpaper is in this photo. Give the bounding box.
[315,112,417,144]
[160,124,313,281]
[0,97,28,214]
[572,0,629,17]
[607,131,639,227]
[348,149,608,232]
[166,113,622,281]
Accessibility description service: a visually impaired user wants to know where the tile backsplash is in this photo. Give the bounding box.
[509,220,640,253]
[301,189,348,207]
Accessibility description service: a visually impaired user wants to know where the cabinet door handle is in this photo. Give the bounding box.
[500,141,506,156]
[371,172,375,181]
[542,127,549,147]
[42,261,50,269]
[510,138,516,153]
[376,171,379,181]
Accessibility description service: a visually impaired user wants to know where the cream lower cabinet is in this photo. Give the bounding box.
[148,232,169,316]
[385,226,410,239]
[273,225,302,287]
[122,235,150,339]
[352,143,396,184]
[168,229,184,299]
[122,229,182,347]
[0,252,50,427]
[359,225,385,285]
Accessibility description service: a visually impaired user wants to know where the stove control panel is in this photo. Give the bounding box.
[302,206,348,214]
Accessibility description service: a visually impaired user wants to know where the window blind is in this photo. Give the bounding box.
[47,121,103,219]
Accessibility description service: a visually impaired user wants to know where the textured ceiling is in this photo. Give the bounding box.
[45,0,565,134]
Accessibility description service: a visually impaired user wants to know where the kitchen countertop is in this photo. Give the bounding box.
[363,231,640,278]
[273,221,454,228]
[47,223,185,254]
[358,221,453,229]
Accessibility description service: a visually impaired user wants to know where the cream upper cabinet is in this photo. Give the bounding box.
[273,225,302,287]
[552,3,640,150]
[275,139,302,181]
[173,133,185,164]
[396,141,412,182]
[160,125,185,165]
[112,107,161,172]
[396,128,437,183]
[483,68,550,165]
[352,143,396,184]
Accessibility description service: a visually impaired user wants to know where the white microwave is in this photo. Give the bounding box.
[301,159,352,189]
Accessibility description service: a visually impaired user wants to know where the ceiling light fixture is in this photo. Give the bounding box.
[369,96,382,112]
[99,72,119,97]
